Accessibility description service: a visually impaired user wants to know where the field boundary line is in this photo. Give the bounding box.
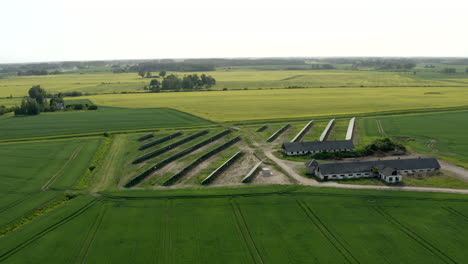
[226,105,468,126]
[0,198,100,262]
[230,199,264,264]
[374,206,456,264]
[295,199,359,264]
[101,186,303,200]
[41,146,82,190]
[160,200,169,264]
[76,202,108,264]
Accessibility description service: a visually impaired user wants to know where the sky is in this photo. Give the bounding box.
[1,0,468,63]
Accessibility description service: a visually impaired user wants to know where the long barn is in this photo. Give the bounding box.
[306,157,441,183]
[282,140,355,156]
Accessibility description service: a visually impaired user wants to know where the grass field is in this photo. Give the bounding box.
[360,111,468,167]
[0,107,212,140]
[83,86,468,122]
[0,138,101,228]
[1,70,467,98]
[2,186,468,263]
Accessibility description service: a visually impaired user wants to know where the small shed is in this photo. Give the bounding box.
[262,168,272,176]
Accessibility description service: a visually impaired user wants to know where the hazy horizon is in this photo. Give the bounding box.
[2,0,468,63]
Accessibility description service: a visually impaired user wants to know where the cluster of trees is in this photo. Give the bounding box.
[0,105,10,115]
[309,64,335,70]
[442,68,457,74]
[14,85,64,115]
[311,138,406,159]
[11,85,97,116]
[183,58,307,67]
[146,72,216,92]
[17,70,62,76]
[348,59,416,70]
[128,62,215,73]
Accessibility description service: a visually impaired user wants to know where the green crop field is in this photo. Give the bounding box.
[0,138,101,228]
[84,86,468,122]
[2,186,468,263]
[360,110,468,167]
[0,107,212,140]
[1,70,467,98]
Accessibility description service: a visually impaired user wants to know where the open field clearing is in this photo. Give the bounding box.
[0,73,148,97]
[360,111,468,168]
[84,87,468,122]
[1,70,467,98]
[0,138,101,228]
[2,186,468,263]
[0,107,212,140]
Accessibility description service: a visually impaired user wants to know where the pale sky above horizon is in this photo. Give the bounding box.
[1,0,468,63]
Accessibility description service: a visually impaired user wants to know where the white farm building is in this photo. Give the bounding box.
[305,157,441,184]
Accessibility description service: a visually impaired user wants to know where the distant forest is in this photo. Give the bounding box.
[1,57,468,76]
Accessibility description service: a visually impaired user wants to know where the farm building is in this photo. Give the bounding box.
[306,157,440,183]
[282,140,355,156]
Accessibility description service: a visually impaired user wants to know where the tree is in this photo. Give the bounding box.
[49,95,64,111]
[159,71,166,78]
[201,74,216,88]
[138,71,146,78]
[150,79,160,86]
[28,85,47,105]
[15,99,41,116]
[0,105,8,115]
[149,79,161,92]
[465,68,468,74]
[161,74,181,90]
[145,72,152,78]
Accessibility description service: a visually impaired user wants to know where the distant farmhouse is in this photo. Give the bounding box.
[306,157,441,183]
[282,140,354,156]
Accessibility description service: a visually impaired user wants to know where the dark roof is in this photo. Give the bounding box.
[314,158,440,175]
[304,159,319,167]
[282,140,355,153]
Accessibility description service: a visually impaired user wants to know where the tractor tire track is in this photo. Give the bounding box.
[376,120,387,137]
[160,200,168,264]
[76,203,108,264]
[374,206,456,264]
[41,146,82,190]
[168,200,174,264]
[0,198,100,262]
[443,207,468,222]
[295,199,360,264]
[230,199,264,264]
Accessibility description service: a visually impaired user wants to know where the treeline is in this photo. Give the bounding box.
[146,72,216,92]
[349,59,416,70]
[128,62,215,73]
[183,58,307,67]
[17,69,63,76]
[309,64,335,70]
